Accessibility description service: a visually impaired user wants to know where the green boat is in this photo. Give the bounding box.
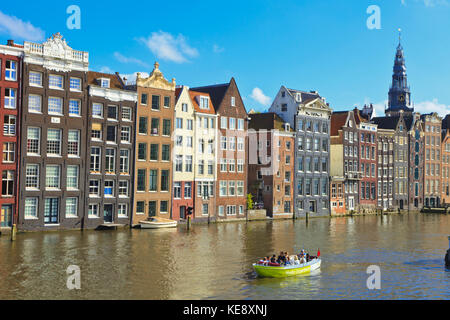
[253,259,321,278]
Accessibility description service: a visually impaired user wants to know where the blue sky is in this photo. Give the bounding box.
[1,0,449,116]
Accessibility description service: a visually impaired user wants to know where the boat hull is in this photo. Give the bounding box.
[140,221,178,229]
[253,259,321,278]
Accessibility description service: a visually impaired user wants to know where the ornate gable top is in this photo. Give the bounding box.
[136,62,176,90]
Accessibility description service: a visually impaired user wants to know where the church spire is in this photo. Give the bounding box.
[386,29,413,116]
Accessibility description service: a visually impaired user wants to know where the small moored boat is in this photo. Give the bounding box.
[140,217,178,229]
[253,259,321,278]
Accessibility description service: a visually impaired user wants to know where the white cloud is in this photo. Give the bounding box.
[401,0,449,6]
[138,31,198,63]
[414,99,450,117]
[0,10,45,41]
[213,44,224,53]
[99,66,114,74]
[250,88,271,106]
[114,52,149,68]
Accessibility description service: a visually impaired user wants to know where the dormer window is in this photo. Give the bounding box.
[100,78,110,88]
[296,93,301,102]
[200,96,209,109]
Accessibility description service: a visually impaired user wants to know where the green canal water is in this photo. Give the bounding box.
[0,213,449,299]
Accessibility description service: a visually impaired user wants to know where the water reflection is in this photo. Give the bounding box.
[0,214,449,299]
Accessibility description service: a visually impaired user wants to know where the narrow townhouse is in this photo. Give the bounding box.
[421,112,442,207]
[192,78,248,220]
[442,115,450,205]
[355,108,378,214]
[190,88,218,222]
[85,71,137,228]
[18,33,89,231]
[330,110,361,214]
[374,128,395,211]
[408,114,424,210]
[269,86,332,217]
[172,85,195,221]
[0,40,23,234]
[0,40,22,231]
[132,63,175,225]
[248,112,295,218]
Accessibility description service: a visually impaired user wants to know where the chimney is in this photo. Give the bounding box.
[7,40,14,46]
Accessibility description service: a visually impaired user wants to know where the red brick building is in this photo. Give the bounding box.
[248,113,295,218]
[0,41,23,229]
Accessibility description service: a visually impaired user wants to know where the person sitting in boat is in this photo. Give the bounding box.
[292,255,300,265]
[277,251,286,265]
[285,252,291,265]
[270,255,277,263]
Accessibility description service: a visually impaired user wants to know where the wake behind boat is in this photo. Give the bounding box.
[253,258,321,278]
[140,217,178,229]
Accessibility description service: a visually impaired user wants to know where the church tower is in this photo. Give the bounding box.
[386,30,414,117]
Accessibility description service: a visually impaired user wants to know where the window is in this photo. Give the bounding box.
[118,204,128,217]
[139,117,148,135]
[66,165,79,190]
[227,205,236,215]
[176,136,183,147]
[185,182,192,199]
[5,61,17,81]
[229,118,236,130]
[137,169,146,191]
[121,126,131,143]
[3,115,16,136]
[187,119,193,130]
[91,123,102,140]
[90,147,101,172]
[164,96,170,108]
[89,180,100,197]
[221,117,228,129]
[44,198,59,224]
[229,137,236,150]
[229,159,235,172]
[45,165,60,189]
[100,78,110,88]
[70,77,82,91]
[162,144,170,161]
[105,149,116,173]
[4,88,16,108]
[163,119,171,136]
[29,71,42,86]
[208,160,214,174]
[161,170,169,191]
[107,105,118,120]
[28,94,42,113]
[65,198,78,217]
[88,204,99,218]
[149,170,158,191]
[175,155,183,172]
[47,129,62,156]
[220,159,227,172]
[24,198,38,219]
[67,130,80,157]
[218,206,224,216]
[174,182,181,199]
[118,180,129,197]
[150,144,159,161]
[93,103,103,118]
[152,95,160,110]
[48,97,63,115]
[49,75,63,89]
[106,126,117,143]
[182,103,188,112]
[281,104,288,112]
[237,159,244,172]
[237,181,244,196]
[120,149,130,174]
[237,119,244,130]
[27,127,40,155]
[220,181,227,196]
[160,201,168,214]
[1,170,14,196]
[151,118,159,135]
[237,138,244,151]
[3,142,15,163]
[228,181,236,196]
[221,136,227,150]
[136,201,145,215]
[141,93,148,105]
[198,160,204,174]
[122,107,132,121]
[69,99,81,116]
[104,180,114,197]
[186,155,193,172]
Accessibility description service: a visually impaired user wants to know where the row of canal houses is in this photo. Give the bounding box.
[0,33,449,232]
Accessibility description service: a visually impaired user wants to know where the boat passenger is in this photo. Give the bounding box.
[306,253,310,262]
[270,255,277,263]
[285,252,291,265]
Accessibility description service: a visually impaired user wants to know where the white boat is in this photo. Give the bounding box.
[140,217,178,229]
